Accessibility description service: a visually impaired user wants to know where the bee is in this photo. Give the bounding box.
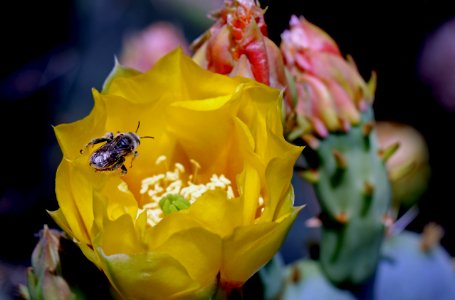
[80,122,153,174]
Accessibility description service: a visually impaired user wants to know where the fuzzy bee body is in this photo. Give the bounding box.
[81,122,153,174]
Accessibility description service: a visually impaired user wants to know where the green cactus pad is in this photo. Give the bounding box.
[279,259,356,300]
[304,107,391,286]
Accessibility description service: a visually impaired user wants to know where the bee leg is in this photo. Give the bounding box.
[130,150,138,168]
[101,163,128,175]
[121,164,128,175]
[99,157,128,174]
[80,132,114,154]
[111,157,128,175]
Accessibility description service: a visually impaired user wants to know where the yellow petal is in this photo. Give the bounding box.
[146,190,241,242]
[274,185,302,221]
[54,92,107,160]
[47,209,73,238]
[143,213,203,248]
[164,83,272,182]
[231,116,265,193]
[153,227,222,288]
[171,94,232,111]
[263,117,303,163]
[102,57,142,93]
[238,163,262,224]
[78,242,100,267]
[186,190,243,238]
[95,213,146,255]
[220,209,299,285]
[105,48,240,104]
[98,249,205,300]
[48,208,99,266]
[232,115,256,153]
[54,159,93,244]
[97,177,138,221]
[234,83,276,156]
[262,145,302,221]
[165,97,234,179]
[131,216,222,294]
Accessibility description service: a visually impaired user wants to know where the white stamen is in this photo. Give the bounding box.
[140,174,165,194]
[175,163,185,173]
[117,182,129,193]
[155,155,167,165]
[139,156,264,227]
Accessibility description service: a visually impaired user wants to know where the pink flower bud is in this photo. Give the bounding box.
[120,22,190,72]
[281,15,375,139]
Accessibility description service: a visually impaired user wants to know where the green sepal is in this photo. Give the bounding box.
[284,67,298,109]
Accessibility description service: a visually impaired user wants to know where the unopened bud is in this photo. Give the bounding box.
[191,0,286,90]
[281,15,375,140]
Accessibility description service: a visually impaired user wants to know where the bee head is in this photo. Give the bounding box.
[115,133,140,149]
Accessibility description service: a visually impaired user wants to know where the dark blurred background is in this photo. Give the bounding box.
[0,0,454,298]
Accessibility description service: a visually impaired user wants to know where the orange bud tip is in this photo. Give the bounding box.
[302,134,320,149]
[335,212,348,224]
[299,169,320,184]
[420,222,445,252]
[290,265,301,283]
[379,142,400,163]
[362,122,374,137]
[340,118,351,132]
[368,70,377,98]
[332,149,347,169]
[360,181,374,216]
[363,181,374,197]
[346,54,358,69]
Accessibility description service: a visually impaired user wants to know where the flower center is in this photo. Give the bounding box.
[138,155,235,227]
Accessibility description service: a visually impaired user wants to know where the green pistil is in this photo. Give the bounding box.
[159,194,191,215]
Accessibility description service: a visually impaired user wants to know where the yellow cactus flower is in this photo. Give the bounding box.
[50,49,303,299]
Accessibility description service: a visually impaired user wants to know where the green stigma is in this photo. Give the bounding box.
[159,194,191,215]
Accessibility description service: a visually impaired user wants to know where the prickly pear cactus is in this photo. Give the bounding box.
[280,15,393,286]
[303,107,391,285]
